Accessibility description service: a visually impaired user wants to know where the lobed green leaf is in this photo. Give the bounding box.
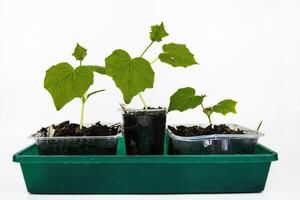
[159,43,198,67]
[72,43,87,61]
[212,99,237,115]
[150,22,169,42]
[105,49,154,104]
[44,62,93,110]
[168,87,205,112]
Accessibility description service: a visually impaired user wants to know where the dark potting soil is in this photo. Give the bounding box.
[168,124,245,137]
[123,107,166,155]
[38,121,119,137]
[36,121,120,155]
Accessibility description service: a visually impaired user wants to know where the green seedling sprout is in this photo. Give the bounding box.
[44,43,105,129]
[104,22,198,108]
[168,87,237,125]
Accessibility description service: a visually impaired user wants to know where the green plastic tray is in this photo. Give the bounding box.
[13,135,278,194]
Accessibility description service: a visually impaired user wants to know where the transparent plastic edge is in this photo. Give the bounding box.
[29,132,123,140]
[166,124,264,142]
[29,122,123,140]
[120,108,167,113]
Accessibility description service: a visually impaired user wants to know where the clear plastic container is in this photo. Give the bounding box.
[30,123,122,155]
[122,108,167,155]
[167,124,264,155]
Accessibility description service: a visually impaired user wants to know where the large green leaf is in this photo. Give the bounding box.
[212,99,237,115]
[150,22,169,42]
[168,87,205,112]
[72,43,87,61]
[105,49,154,104]
[44,62,94,110]
[159,43,198,67]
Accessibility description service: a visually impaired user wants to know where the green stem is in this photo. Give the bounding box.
[80,60,82,66]
[140,41,154,57]
[207,115,212,125]
[138,93,148,109]
[151,57,159,64]
[137,41,155,108]
[80,96,85,129]
[201,103,212,125]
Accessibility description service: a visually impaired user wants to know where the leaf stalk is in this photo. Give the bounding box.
[138,93,148,109]
[140,41,154,57]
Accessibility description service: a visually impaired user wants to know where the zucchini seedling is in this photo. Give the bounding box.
[44,43,105,129]
[104,22,198,108]
[168,87,237,125]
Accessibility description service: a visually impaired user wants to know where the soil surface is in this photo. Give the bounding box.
[168,124,245,137]
[123,106,166,115]
[38,121,120,137]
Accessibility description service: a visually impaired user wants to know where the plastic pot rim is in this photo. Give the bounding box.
[167,124,264,142]
[30,122,123,140]
[120,107,167,113]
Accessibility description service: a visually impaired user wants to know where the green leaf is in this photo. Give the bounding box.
[72,43,87,61]
[44,62,94,110]
[83,65,106,75]
[159,43,198,67]
[168,87,205,112]
[150,22,169,42]
[203,107,213,117]
[105,49,154,104]
[86,89,105,100]
[212,99,237,115]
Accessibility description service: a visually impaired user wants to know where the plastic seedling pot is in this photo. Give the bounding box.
[13,135,278,194]
[167,124,263,155]
[122,108,166,155]
[30,123,122,155]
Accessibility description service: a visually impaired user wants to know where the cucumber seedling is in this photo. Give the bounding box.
[168,87,237,125]
[44,43,105,129]
[104,23,198,108]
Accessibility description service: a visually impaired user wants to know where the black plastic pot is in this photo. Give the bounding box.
[167,124,263,155]
[122,108,167,155]
[31,123,122,155]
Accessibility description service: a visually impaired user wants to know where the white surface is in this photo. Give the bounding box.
[0,0,299,199]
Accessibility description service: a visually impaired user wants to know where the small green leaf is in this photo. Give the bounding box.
[86,89,105,100]
[44,62,94,110]
[159,43,198,67]
[84,65,106,75]
[105,49,154,104]
[72,43,87,61]
[203,107,213,117]
[212,99,237,115]
[150,22,169,42]
[168,87,205,112]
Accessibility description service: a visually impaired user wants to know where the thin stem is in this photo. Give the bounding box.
[80,96,86,129]
[79,59,85,129]
[207,115,212,125]
[138,93,147,109]
[151,57,159,64]
[201,103,212,125]
[200,103,205,110]
[140,41,154,57]
[136,41,155,108]
[256,120,263,132]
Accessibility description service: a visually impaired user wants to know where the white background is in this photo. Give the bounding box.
[0,0,299,199]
